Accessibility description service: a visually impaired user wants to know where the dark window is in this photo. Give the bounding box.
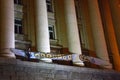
[15,25,18,33]
[14,0,22,5]
[49,25,55,39]
[19,25,23,34]
[15,19,22,25]
[14,0,17,4]
[15,19,23,34]
[46,0,53,12]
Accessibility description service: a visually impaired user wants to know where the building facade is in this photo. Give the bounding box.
[0,0,120,71]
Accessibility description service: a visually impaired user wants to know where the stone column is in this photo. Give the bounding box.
[0,0,15,58]
[100,0,120,71]
[87,0,112,69]
[109,0,120,52]
[35,0,50,53]
[64,0,84,66]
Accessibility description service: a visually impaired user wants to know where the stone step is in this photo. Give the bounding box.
[0,58,120,80]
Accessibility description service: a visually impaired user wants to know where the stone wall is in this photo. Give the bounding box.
[0,58,120,80]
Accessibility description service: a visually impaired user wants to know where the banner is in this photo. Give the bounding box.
[10,48,111,66]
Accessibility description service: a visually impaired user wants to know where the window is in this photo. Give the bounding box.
[49,25,55,39]
[15,19,23,34]
[46,0,53,12]
[14,0,22,5]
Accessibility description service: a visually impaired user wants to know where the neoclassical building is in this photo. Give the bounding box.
[0,0,120,71]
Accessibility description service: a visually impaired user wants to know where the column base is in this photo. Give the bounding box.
[72,53,84,66]
[0,48,16,58]
[40,58,52,63]
[73,62,84,66]
[100,63,113,69]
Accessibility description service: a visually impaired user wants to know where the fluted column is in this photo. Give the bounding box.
[0,0,15,58]
[100,0,120,71]
[35,0,50,53]
[87,0,112,69]
[64,0,84,66]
